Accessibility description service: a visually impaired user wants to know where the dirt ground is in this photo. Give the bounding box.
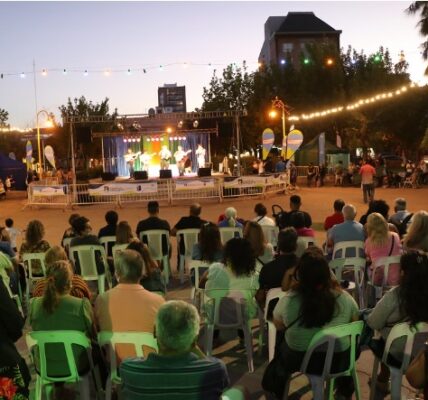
[3,186,427,399]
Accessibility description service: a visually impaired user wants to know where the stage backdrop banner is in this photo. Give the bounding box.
[88,182,158,196]
[32,185,66,197]
[175,178,215,191]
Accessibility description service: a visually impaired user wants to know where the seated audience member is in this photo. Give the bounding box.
[32,246,91,300]
[95,249,165,361]
[5,218,21,253]
[324,199,345,231]
[218,207,243,229]
[406,343,428,397]
[403,210,428,252]
[98,210,119,238]
[192,222,223,263]
[388,198,411,227]
[365,213,402,286]
[136,201,170,240]
[268,248,359,399]
[368,252,428,393]
[243,221,274,265]
[290,212,315,237]
[127,241,166,294]
[285,195,312,228]
[0,227,17,261]
[253,203,275,226]
[116,221,135,245]
[120,301,230,399]
[0,275,30,399]
[256,228,299,307]
[61,213,80,244]
[359,199,390,226]
[29,260,95,376]
[19,220,50,276]
[171,203,206,236]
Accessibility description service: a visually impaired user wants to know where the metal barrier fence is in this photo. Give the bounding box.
[26,172,289,208]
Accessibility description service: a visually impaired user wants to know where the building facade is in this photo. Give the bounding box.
[157,83,187,113]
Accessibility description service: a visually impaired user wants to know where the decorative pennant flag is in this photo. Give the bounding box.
[44,145,56,169]
[26,141,33,170]
[262,128,275,160]
[319,133,326,164]
[285,129,304,159]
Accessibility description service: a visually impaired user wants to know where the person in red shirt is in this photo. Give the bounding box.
[324,199,345,231]
[359,160,376,203]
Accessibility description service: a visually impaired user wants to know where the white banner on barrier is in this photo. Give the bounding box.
[175,179,215,191]
[88,182,158,196]
[32,186,66,197]
[223,175,270,188]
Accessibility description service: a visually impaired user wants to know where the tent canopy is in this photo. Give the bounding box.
[0,153,27,190]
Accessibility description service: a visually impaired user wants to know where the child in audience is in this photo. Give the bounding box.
[5,218,21,253]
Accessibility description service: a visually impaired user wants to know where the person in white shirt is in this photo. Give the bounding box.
[139,151,154,172]
[5,218,21,252]
[195,144,206,169]
[159,146,172,170]
[253,203,275,226]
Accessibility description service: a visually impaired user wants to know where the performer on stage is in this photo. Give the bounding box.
[196,144,206,169]
[174,146,192,176]
[125,148,140,178]
[139,150,155,172]
[159,145,172,170]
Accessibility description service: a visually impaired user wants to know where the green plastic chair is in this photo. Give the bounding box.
[99,235,117,257]
[221,387,245,400]
[22,252,47,305]
[176,229,200,283]
[283,320,363,400]
[98,331,158,400]
[218,227,243,245]
[26,330,98,400]
[189,260,210,310]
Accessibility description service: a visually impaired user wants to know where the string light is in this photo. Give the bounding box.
[303,58,310,65]
[62,69,67,75]
[83,70,88,77]
[288,82,418,122]
[20,72,26,79]
[326,58,334,66]
[280,59,286,65]
[41,69,47,76]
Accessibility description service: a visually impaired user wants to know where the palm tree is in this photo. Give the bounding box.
[0,108,8,126]
[407,2,428,73]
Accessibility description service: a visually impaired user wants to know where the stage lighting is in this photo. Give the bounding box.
[123,138,128,143]
[116,123,124,131]
[166,127,172,133]
[193,120,199,128]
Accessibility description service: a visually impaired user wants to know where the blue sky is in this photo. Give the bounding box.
[0,1,426,128]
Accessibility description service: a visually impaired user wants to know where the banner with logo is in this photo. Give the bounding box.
[88,182,158,196]
[32,185,66,197]
[175,179,215,191]
[285,129,304,159]
[44,145,56,169]
[224,175,275,188]
[26,141,33,170]
[262,128,275,160]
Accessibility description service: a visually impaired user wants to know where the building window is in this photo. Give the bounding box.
[282,43,293,54]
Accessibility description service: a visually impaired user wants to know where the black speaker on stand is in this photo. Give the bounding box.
[159,169,172,179]
[134,171,148,180]
[198,168,211,177]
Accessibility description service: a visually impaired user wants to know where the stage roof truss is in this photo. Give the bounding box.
[92,127,218,138]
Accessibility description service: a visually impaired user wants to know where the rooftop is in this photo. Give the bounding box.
[276,12,341,35]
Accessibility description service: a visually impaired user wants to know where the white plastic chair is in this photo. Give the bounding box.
[112,243,129,264]
[332,240,365,260]
[283,321,363,400]
[26,330,99,400]
[99,235,116,256]
[176,229,200,283]
[189,260,210,309]
[22,252,47,304]
[264,288,286,362]
[62,237,73,257]
[98,331,158,400]
[369,255,401,303]
[296,237,317,257]
[204,289,256,373]
[69,244,110,294]
[219,227,243,244]
[369,322,428,400]
[329,257,366,308]
[139,230,171,284]
[261,225,279,249]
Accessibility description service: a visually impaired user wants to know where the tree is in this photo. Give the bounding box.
[407,1,428,73]
[0,108,8,126]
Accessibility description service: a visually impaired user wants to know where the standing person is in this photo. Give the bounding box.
[196,144,206,169]
[334,161,344,186]
[275,157,286,173]
[125,148,138,178]
[159,146,172,170]
[174,146,191,176]
[360,160,376,203]
[306,163,316,187]
[289,162,298,187]
[317,163,327,187]
[139,150,154,172]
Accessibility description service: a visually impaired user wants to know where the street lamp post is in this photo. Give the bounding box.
[36,109,52,173]
[270,97,291,159]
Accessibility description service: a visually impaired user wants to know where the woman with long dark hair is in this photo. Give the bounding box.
[192,222,223,263]
[269,247,359,398]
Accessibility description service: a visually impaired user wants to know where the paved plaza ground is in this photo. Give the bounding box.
[3,185,427,399]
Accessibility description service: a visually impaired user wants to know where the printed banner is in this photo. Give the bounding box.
[32,185,66,197]
[88,182,158,196]
[44,145,56,169]
[319,132,326,165]
[224,175,275,188]
[175,179,215,191]
[26,141,33,170]
[262,128,275,160]
[285,129,304,159]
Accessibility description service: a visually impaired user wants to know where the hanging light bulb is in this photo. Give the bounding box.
[127,68,131,75]
[83,70,88,77]
[41,69,47,76]
[20,72,26,79]
[63,68,67,75]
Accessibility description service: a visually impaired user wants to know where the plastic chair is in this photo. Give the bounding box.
[369,255,401,303]
[69,244,110,294]
[189,260,210,309]
[261,225,279,249]
[369,322,428,400]
[62,237,73,257]
[176,229,200,283]
[332,240,365,260]
[219,227,243,244]
[204,289,255,373]
[283,321,363,400]
[264,288,286,362]
[329,257,366,308]
[26,330,98,400]
[98,331,158,400]
[221,387,245,400]
[99,235,116,257]
[22,252,47,304]
[112,243,129,264]
[139,230,171,284]
[296,237,317,257]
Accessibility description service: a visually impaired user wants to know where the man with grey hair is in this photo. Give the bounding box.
[327,204,365,257]
[389,198,411,226]
[120,300,230,399]
[95,249,165,361]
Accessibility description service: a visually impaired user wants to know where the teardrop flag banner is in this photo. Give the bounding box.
[285,129,304,159]
[44,145,56,169]
[26,141,33,170]
[262,128,275,160]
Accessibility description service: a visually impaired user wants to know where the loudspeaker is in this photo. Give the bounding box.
[101,172,116,181]
[75,126,92,144]
[198,167,211,177]
[159,169,172,179]
[134,171,148,180]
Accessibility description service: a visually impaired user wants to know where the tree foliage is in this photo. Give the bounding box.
[407,1,428,73]
[0,108,8,126]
